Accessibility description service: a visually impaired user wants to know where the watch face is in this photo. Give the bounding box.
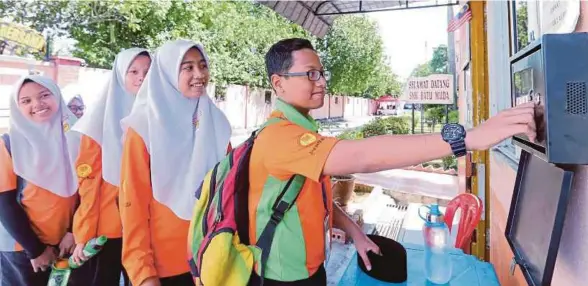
[442,124,465,141]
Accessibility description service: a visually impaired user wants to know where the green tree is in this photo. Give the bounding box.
[409,45,448,77]
[3,0,401,94]
[516,1,529,50]
[410,63,432,77]
[429,45,448,73]
[318,15,399,98]
[67,0,309,86]
[69,0,192,68]
[172,1,310,87]
[425,105,445,130]
[0,0,72,37]
[408,44,451,121]
[0,0,73,58]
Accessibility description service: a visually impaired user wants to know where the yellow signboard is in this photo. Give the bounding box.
[0,22,45,53]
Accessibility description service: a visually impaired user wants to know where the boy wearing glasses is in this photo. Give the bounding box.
[247,38,537,285]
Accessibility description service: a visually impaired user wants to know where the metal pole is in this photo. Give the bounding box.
[411,105,415,134]
[315,2,459,16]
[420,105,424,133]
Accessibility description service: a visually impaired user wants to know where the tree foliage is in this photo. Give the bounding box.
[409,45,448,77]
[1,0,401,97]
[169,1,310,87]
[318,15,399,98]
[70,0,191,68]
[410,63,432,77]
[429,45,448,73]
[0,0,71,36]
[408,44,452,116]
[516,1,529,50]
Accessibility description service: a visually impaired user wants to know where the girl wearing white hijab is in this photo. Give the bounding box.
[62,88,85,119]
[119,40,232,286]
[68,48,151,286]
[0,75,79,286]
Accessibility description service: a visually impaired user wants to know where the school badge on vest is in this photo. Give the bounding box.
[77,164,92,178]
[193,110,202,129]
[62,114,71,132]
[299,133,317,146]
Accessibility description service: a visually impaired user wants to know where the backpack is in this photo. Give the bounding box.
[1,134,26,195]
[187,117,306,286]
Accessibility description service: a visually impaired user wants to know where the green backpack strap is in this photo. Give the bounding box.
[255,174,305,285]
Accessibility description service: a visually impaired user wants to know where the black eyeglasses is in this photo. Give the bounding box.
[68,105,85,112]
[280,70,331,81]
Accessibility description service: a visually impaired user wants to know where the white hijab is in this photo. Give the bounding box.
[72,48,149,187]
[9,75,78,197]
[121,40,232,220]
[62,85,83,106]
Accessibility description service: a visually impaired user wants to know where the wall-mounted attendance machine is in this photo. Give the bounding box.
[506,33,582,286]
[510,33,588,164]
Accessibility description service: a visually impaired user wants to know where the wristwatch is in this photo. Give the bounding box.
[441,123,467,158]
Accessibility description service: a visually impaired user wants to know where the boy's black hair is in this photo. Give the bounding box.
[265,38,315,83]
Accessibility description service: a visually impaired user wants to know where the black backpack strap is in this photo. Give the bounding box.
[235,116,287,246]
[256,174,305,285]
[2,134,26,199]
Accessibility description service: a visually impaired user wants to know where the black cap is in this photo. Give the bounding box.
[357,234,408,283]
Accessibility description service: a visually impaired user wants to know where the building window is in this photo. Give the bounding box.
[489,0,524,163]
[264,90,272,104]
[509,0,542,55]
[335,97,339,104]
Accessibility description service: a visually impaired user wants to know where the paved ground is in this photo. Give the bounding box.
[354,169,459,200]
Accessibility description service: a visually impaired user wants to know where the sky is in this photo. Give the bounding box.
[369,6,450,81]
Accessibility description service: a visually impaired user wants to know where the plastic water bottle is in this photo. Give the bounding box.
[68,235,108,268]
[419,204,452,284]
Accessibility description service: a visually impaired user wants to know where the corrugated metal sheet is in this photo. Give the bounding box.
[257,0,459,38]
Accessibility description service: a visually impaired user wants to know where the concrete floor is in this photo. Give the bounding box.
[354,169,459,200]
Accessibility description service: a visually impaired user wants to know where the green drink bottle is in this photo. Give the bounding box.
[47,259,71,286]
[68,235,108,269]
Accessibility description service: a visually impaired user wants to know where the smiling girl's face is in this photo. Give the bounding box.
[178,47,209,98]
[17,81,59,123]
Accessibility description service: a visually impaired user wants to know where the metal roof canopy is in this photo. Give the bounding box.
[258,0,460,38]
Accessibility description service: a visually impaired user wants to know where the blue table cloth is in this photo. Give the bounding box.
[337,243,499,286]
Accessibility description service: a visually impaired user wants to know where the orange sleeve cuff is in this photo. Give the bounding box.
[131,264,158,286]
